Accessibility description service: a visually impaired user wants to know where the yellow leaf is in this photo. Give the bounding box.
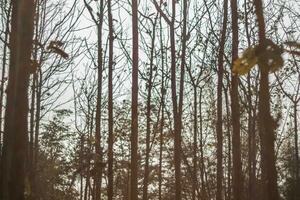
[284,41,300,49]
[232,47,257,75]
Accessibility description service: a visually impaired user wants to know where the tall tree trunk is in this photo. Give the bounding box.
[169,3,181,196]
[107,0,114,199]
[0,1,11,163]
[293,101,299,199]
[0,0,35,199]
[243,1,257,198]
[247,75,257,200]
[230,1,243,200]
[28,73,36,200]
[33,70,42,189]
[142,15,158,200]
[253,1,279,200]
[94,0,104,199]
[224,84,232,200]
[29,3,41,197]
[80,135,84,200]
[192,85,198,200]
[199,88,206,200]
[172,0,187,197]
[85,108,94,200]
[158,89,165,200]
[158,13,165,200]
[216,1,228,199]
[130,0,139,199]
[152,1,184,197]
[0,1,11,169]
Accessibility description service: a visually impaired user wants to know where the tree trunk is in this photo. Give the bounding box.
[192,85,198,200]
[142,15,157,200]
[107,0,114,199]
[158,14,165,200]
[254,1,279,200]
[216,1,228,199]
[224,84,232,200]
[0,1,11,166]
[231,0,243,200]
[0,0,35,199]
[94,0,104,199]
[130,0,139,199]
[199,88,206,200]
[247,74,257,200]
[293,101,299,199]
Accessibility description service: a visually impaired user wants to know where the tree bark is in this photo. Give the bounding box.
[293,101,299,199]
[107,0,114,199]
[142,15,158,200]
[216,1,228,199]
[130,0,139,199]
[0,1,11,166]
[192,85,198,200]
[94,0,104,199]
[230,1,243,200]
[253,1,279,200]
[0,0,35,199]
[158,14,165,200]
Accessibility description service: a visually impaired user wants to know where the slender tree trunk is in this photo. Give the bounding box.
[142,15,157,200]
[192,85,198,200]
[216,1,228,199]
[199,88,206,200]
[158,92,165,200]
[85,108,94,200]
[33,71,41,167]
[28,73,36,200]
[0,1,11,164]
[31,70,42,200]
[158,14,165,200]
[29,3,41,197]
[293,101,299,199]
[0,0,35,199]
[230,1,243,200]
[177,1,187,197]
[171,0,187,197]
[254,1,279,200]
[247,75,257,200]
[107,0,114,199]
[153,1,184,197]
[247,75,253,200]
[94,0,104,199]
[130,0,139,199]
[243,2,257,197]
[80,135,84,200]
[224,85,232,200]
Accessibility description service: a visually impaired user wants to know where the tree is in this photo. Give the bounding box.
[142,12,158,200]
[216,0,228,200]
[107,0,114,199]
[253,0,280,199]
[0,0,35,199]
[130,0,139,199]
[230,0,243,200]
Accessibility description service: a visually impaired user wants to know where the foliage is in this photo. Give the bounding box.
[232,39,284,75]
[35,109,78,200]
